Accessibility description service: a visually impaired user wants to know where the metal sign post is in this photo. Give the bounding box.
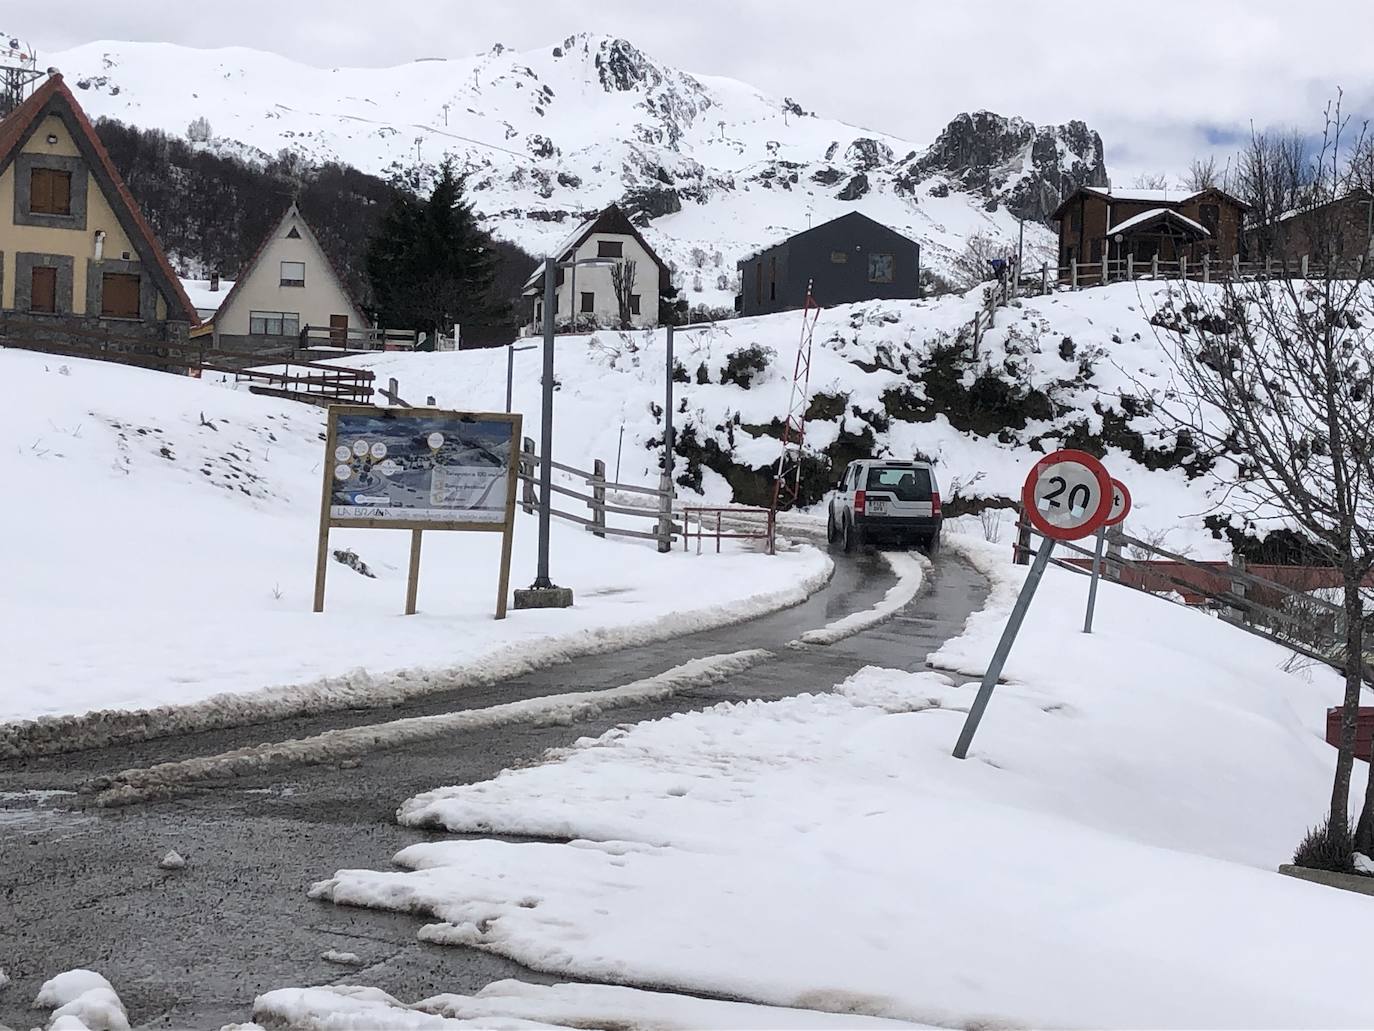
[953,534,1056,760]
[953,449,1114,759]
[1084,478,1131,635]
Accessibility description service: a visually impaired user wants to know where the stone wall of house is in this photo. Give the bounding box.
[0,310,194,371]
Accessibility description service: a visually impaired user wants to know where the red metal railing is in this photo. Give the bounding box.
[682,506,776,556]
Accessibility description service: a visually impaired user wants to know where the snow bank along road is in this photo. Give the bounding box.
[0,547,985,1030]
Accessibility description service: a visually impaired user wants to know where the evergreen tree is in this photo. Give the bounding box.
[366,160,500,344]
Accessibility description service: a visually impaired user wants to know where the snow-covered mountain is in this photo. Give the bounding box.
[41,33,1108,303]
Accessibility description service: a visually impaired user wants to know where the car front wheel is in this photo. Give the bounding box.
[826,507,839,545]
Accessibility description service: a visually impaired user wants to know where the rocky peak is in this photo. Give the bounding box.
[907,111,1107,222]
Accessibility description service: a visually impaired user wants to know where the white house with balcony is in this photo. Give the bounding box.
[522,204,665,331]
[191,203,371,352]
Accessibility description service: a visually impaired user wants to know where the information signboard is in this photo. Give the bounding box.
[313,405,522,619]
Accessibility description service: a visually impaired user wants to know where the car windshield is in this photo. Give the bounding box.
[866,466,931,501]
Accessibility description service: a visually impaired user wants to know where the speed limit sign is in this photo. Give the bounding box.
[1105,478,1131,527]
[1020,449,1113,541]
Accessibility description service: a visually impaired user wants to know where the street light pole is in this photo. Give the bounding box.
[533,254,558,590]
[658,323,676,553]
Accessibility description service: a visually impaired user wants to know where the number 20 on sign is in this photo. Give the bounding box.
[953,450,1114,759]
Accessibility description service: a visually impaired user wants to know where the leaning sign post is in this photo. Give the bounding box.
[1083,478,1131,634]
[313,405,523,619]
[953,449,1113,760]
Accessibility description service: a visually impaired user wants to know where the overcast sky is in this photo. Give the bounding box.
[22,0,1374,181]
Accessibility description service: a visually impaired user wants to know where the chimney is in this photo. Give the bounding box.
[209,271,220,292]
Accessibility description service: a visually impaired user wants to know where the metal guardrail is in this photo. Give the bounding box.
[1012,508,1352,670]
[682,506,777,555]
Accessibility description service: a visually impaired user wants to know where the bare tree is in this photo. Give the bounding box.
[1181,156,1220,192]
[186,116,213,143]
[1235,126,1314,260]
[610,258,638,330]
[951,233,1008,289]
[1132,172,1171,190]
[1143,97,1374,859]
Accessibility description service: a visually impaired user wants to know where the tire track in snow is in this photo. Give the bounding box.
[790,551,929,647]
[78,649,775,807]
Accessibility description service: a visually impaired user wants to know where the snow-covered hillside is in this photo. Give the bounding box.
[37,33,1104,301]
[342,282,1226,557]
[0,348,826,740]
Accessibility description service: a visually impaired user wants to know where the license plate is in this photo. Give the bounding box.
[867,499,888,515]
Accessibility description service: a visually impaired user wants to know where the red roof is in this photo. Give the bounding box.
[0,74,199,325]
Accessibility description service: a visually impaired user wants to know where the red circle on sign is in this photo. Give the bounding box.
[1105,478,1132,527]
[1020,449,1113,541]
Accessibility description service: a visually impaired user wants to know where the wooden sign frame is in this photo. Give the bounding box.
[312,404,523,619]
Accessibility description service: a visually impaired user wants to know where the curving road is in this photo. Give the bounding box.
[0,546,986,1030]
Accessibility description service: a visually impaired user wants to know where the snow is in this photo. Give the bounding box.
[89,648,775,806]
[1355,852,1374,875]
[795,550,926,645]
[44,35,1060,303]
[319,950,365,966]
[1086,185,1201,204]
[0,348,829,748]
[157,849,186,870]
[308,530,1372,1028]
[251,980,930,1030]
[1108,206,1209,237]
[338,281,1233,559]
[179,276,235,317]
[32,970,129,1031]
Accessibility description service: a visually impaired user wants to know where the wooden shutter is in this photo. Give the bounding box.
[101,273,141,318]
[29,168,72,215]
[30,266,57,312]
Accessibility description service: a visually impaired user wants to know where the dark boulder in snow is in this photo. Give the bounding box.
[838,173,870,201]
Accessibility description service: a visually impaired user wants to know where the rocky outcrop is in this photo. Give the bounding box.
[845,138,894,171]
[905,112,1107,222]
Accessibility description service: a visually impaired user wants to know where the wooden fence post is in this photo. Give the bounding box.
[1106,524,1124,581]
[1301,254,1309,278]
[1265,255,1273,279]
[1071,258,1079,290]
[1041,262,1049,295]
[1233,253,1241,279]
[1126,253,1135,280]
[1151,253,1159,279]
[1014,506,1032,566]
[656,471,675,554]
[1179,254,1188,281]
[590,459,606,538]
[1101,254,1110,285]
[1229,553,1248,625]
[520,435,536,515]
[1203,254,1211,284]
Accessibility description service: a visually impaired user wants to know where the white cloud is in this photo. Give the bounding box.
[17,0,1374,182]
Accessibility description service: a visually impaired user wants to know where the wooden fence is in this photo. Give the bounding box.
[1053,253,1369,291]
[1012,511,1358,669]
[518,437,680,548]
[200,357,374,406]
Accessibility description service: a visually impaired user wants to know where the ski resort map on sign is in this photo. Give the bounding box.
[329,411,513,524]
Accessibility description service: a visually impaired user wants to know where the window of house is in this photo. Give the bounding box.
[629,294,640,315]
[535,301,543,322]
[29,167,72,216]
[769,255,777,301]
[286,226,302,239]
[101,273,140,318]
[1070,208,1082,233]
[581,291,595,313]
[1199,204,1220,233]
[30,266,57,313]
[831,251,848,263]
[597,240,623,259]
[280,261,305,287]
[868,253,895,284]
[249,310,300,336]
[755,261,763,301]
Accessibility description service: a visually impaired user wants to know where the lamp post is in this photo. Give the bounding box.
[513,254,615,610]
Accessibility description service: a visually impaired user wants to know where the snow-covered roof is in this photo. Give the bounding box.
[1086,186,1196,205]
[522,215,600,291]
[1108,208,1210,238]
[179,277,236,315]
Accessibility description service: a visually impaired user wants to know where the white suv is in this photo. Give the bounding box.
[826,459,942,553]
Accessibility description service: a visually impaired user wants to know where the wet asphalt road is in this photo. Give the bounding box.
[0,547,986,1030]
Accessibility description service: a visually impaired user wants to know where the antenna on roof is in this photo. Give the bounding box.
[0,36,41,119]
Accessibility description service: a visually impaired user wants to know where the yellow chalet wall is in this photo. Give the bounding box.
[0,112,139,312]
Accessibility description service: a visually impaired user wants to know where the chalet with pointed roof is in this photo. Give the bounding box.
[522,204,665,330]
[193,202,372,351]
[1052,185,1249,276]
[0,72,197,357]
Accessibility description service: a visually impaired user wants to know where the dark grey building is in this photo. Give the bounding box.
[736,212,921,316]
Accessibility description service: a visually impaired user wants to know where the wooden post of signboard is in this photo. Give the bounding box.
[404,529,423,615]
[495,412,523,620]
[313,412,342,613]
